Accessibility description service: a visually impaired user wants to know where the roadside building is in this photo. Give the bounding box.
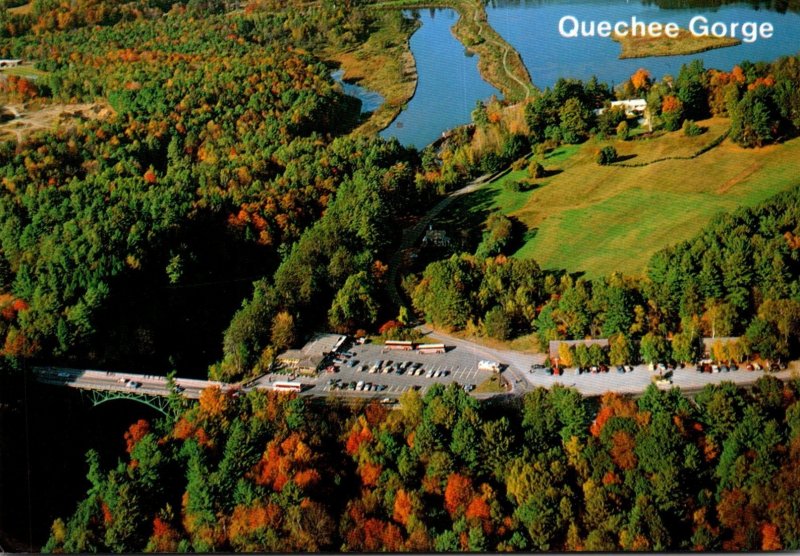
[277,333,347,375]
[0,59,22,68]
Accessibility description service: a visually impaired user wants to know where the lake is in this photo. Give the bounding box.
[487,0,800,89]
[331,68,385,114]
[377,1,800,147]
[379,9,501,149]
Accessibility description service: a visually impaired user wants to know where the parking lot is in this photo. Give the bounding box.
[299,341,498,399]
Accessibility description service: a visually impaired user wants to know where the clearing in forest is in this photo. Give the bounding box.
[436,117,800,278]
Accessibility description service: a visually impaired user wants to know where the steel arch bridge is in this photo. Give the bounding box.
[84,389,175,417]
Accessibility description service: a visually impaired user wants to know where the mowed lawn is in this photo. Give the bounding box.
[451,118,800,278]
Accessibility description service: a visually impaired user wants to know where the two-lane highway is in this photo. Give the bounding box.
[33,367,231,400]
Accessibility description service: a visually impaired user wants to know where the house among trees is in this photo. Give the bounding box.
[595,99,650,128]
[277,333,347,375]
[549,339,610,361]
[422,228,451,248]
[0,59,22,68]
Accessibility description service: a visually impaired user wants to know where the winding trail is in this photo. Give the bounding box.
[385,169,503,311]
[467,3,532,100]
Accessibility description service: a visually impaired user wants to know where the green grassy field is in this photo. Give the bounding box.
[439,119,800,278]
[0,65,49,80]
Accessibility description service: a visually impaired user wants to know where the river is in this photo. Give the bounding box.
[374,1,800,147]
[379,9,501,148]
[486,0,800,90]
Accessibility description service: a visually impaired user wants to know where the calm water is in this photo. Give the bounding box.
[380,9,501,148]
[331,68,384,114]
[486,0,800,89]
[377,1,800,147]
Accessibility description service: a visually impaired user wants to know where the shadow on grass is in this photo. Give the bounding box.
[507,216,531,253]
[432,186,501,253]
[615,154,638,163]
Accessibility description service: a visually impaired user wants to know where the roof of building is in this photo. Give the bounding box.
[611,99,647,110]
[549,339,610,360]
[702,337,741,347]
[277,333,346,369]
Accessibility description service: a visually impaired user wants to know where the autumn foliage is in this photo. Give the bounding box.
[124,419,150,453]
[444,473,474,517]
[251,433,320,493]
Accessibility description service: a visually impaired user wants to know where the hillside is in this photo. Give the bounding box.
[442,118,800,278]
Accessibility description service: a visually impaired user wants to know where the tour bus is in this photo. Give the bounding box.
[273,381,303,392]
[418,343,445,354]
[385,340,414,351]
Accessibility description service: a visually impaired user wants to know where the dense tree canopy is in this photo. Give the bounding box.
[43,379,800,552]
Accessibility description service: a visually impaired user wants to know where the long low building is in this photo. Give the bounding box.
[277,333,347,375]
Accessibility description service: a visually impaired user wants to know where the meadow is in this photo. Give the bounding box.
[438,118,800,278]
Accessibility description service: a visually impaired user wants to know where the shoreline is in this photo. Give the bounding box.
[323,14,421,137]
[371,0,536,101]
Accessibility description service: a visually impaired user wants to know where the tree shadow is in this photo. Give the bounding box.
[432,186,501,253]
[614,154,638,163]
[507,217,532,253]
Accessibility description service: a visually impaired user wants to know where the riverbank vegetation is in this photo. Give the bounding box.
[322,8,419,136]
[613,28,741,59]
[41,378,800,552]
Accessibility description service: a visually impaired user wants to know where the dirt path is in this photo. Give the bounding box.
[385,165,511,311]
[468,3,531,100]
[0,102,112,141]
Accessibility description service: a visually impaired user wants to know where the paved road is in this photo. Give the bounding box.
[34,351,798,405]
[416,326,800,396]
[33,367,230,400]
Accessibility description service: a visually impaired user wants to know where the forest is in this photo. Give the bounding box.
[41,377,800,552]
[410,180,800,365]
[1,0,800,550]
[0,0,430,376]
